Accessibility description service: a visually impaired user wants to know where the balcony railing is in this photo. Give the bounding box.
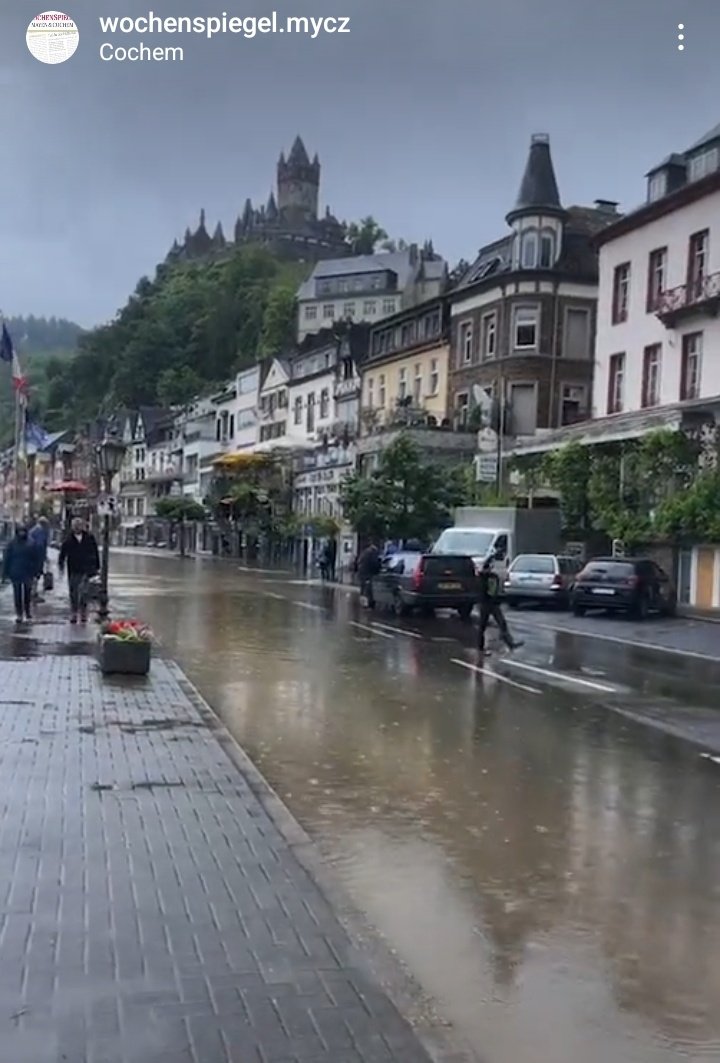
[656,271,720,326]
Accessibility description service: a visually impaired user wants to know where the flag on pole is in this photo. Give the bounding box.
[0,322,28,394]
[25,419,54,451]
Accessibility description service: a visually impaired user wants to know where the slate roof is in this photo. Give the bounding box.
[296,248,445,301]
[688,122,720,151]
[508,134,562,219]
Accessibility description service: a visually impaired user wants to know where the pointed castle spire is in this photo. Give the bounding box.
[266,191,278,220]
[288,135,310,166]
[506,134,564,223]
[212,221,225,247]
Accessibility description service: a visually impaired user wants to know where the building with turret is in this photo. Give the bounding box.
[169,136,348,264]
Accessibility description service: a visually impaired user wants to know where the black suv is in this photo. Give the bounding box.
[572,557,677,619]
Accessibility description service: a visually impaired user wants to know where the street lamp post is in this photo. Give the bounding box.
[95,431,126,623]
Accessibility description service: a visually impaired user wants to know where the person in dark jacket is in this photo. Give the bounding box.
[58,517,100,623]
[356,541,381,607]
[29,516,50,601]
[477,551,523,655]
[2,525,42,623]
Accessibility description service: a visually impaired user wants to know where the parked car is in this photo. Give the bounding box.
[571,557,677,619]
[503,554,583,608]
[372,551,478,619]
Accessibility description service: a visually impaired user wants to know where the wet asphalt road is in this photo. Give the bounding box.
[105,552,720,1063]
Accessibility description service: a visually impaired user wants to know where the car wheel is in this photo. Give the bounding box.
[457,604,473,622]
[573,605,585,617]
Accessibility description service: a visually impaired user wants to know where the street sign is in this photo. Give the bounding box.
[611,539,625,558]
[97,495,117,517]
[475,454,498,483]
[477,427,498,453]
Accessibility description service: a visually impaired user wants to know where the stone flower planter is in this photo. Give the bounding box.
[98,636,151,676]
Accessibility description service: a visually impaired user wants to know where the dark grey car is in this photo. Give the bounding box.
[503,554,582,609]
[372,551,478,619]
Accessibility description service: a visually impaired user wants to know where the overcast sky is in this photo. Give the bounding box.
[1,0,719,328]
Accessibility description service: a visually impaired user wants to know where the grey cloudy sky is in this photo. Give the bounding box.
[1,0,719,327]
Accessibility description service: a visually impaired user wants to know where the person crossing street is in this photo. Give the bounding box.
[477,550,523,655]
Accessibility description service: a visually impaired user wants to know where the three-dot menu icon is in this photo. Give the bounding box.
[678,24,685,50]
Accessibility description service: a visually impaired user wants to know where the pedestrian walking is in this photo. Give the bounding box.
[29,515,50,601]
[58,517,100,624]
[477,550,523,655]
[2,525,42,624]
[356,540,381,608]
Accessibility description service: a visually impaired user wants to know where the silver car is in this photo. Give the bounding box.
[503,554,582,609]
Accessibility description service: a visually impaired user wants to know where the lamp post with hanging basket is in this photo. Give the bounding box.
[95,430,126,622]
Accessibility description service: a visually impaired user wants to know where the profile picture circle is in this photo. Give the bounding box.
[26,11,79,64]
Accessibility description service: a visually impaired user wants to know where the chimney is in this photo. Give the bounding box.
[594,199,619,215]
[408,243,418,264]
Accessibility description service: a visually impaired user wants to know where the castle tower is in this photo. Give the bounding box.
[276,136,320,223]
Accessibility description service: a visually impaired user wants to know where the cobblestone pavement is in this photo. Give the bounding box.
[0,614,445,1063]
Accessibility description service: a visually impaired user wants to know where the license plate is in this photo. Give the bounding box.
[592,588,615,595]
[438,582,461,590]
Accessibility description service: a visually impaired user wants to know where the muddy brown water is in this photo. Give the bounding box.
[103,555,720,1062]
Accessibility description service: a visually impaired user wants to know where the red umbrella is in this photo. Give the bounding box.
[47,480,87,493]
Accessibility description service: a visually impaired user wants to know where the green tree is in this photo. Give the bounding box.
[340,435,465,541]
[259,283,297,356]
[344,216,388,255]
[157,366,204,407]
[155,497,207,522]
[541,442,592,537]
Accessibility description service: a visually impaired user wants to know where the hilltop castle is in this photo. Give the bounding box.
[168,136,349,263]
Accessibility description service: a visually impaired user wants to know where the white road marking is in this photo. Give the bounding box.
[349,620,394,639]
[293,601,324,612]
[500,658,617,693]
[513,616,719,664]
[264,592,286,601]
[451,658,541,694]
[700,753,720,765]
[370,621,423,639]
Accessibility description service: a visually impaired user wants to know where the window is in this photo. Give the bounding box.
[294,396,302,425]
[382,299,396,314]
[429,358,439,396]
[367,377,374,408]
[539,231,555,268]
[306,392,316,432]
[398,367,407,400]
[320,388,330,419]
[513,305,539,349]
[322,304,335,319]
[423,311,440,338]
[379,374,386,407]
[304,306,317,320]
[564,308,590,358]
[413,364,422,403]
[509,383,537,434]
[401,322,416,346]
[612,263,630,324]
[343,302,356,318]
[561,384,586,425]
[481,312,496,359]
[648,171,666,201]
[459,321,473,364]
[646,247,667,311]
[688,146,719,182]
[680,333,702,401]
[641,344,662,408]
[688,230,709,299]
[607,352,625,414]
[520,231,538,268]
[363,300,377,315]
[455,392,469,427]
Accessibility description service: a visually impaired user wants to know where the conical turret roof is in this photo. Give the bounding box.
[507,134,563,222]
[288,135,310,166]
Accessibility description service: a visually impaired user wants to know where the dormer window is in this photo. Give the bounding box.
[521,230,538,268]
[688,145,719,182]
[648,171,667,202]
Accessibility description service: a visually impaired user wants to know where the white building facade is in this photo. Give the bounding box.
[296,246,446,342]
[595,136,720,419]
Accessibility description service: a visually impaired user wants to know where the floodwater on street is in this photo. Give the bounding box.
[111,552,720,1063]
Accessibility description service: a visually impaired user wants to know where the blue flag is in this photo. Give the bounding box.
[25,420,54,451]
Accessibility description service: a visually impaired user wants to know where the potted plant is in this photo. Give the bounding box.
[98,619,152,676]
